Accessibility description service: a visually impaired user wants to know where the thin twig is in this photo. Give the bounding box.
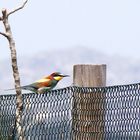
[0,31,8,38]
[8,0,28,16]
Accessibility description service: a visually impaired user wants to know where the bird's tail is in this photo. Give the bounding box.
[5,85,37,92]
[5,86,24,91]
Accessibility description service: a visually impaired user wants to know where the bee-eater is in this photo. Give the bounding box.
[7,72,69,94]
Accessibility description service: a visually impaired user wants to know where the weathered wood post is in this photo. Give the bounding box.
[72,64,106,140]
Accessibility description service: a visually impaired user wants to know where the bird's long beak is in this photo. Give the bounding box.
[62,74,69,77]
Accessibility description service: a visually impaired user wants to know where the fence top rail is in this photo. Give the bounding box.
[1,82,140,97]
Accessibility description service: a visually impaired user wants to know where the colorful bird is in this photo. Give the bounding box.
[7,72,69,94]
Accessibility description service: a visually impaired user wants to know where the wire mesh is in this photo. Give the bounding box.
[0,83,140,140]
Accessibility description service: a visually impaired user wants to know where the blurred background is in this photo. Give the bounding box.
[0,0,140,90]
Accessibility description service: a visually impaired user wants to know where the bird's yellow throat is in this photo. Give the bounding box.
[54,76,63,81]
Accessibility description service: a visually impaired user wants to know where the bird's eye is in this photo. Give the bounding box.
[56,73,61,76]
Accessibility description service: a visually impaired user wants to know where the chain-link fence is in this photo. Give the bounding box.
[0,83,140,140]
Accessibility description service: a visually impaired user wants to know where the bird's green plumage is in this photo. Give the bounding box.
[6,72,69,94]
[22,78,59,93]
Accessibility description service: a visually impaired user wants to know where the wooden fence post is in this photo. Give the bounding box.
[72,64,106,140]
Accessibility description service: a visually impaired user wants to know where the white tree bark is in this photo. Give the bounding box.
[0,1,28,139]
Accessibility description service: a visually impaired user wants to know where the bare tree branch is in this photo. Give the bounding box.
[8,0,28,16]
[0,31,8,38]
[0,1,29,139]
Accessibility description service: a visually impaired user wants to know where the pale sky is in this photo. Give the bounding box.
[0,0,140,59]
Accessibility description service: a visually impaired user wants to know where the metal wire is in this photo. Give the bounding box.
[0,83,140,140]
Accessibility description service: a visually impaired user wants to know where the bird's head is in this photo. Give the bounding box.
[50,72,69,81]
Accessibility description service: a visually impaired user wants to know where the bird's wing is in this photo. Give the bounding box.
[35,78,50,83]
[20,78,52,90]
[33,78,53,88]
